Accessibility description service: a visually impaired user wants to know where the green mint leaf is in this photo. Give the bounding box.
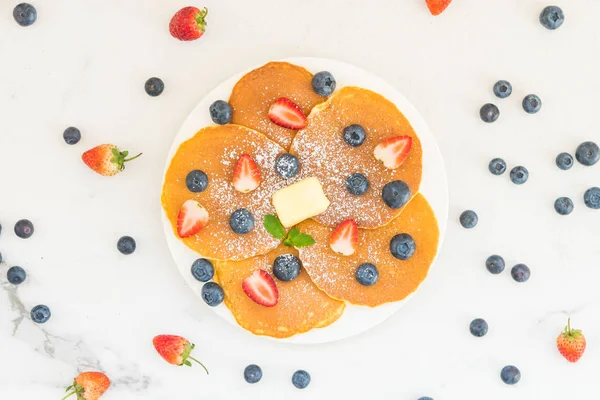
[283,237,293,247]
[287,229,300,240]
[291,233,316,247]
[263,215,286,239]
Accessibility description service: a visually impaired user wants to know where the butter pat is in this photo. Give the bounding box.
[272,177,330,228]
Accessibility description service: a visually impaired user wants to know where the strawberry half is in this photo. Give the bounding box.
[63,372,110,400]
[329,220,359,256]
[152,335,209,373]
[374,136,413,169]
[242,270,279,307]
[426,0,452,16]
[268,98,307,130]
[82,144,142,176]
[177,200,209,238]
[232,154,261,193]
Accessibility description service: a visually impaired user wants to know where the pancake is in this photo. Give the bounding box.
[296,194,439,307]
[229,62,325,150]
[215,244,346,338]
[162,124,290,261]
[290,86,423,229]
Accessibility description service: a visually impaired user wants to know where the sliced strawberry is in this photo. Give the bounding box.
[426,0,452,16]
[329,220,359,256]
[373,136,413,169]
[177,200,209,238]
[242,270,278,307]
[232,154,261,193]
[268,98,307,130]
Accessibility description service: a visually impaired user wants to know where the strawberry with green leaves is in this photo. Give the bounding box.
[152,335,209,374]
[62,372,110,400]
[169,7,208,41]
[557,318,586,363]
[82,144,142,176]
[263,215,315,248]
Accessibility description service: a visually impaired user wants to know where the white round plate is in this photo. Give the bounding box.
[161,57,448,344]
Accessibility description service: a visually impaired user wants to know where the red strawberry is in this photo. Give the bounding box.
[426,0,452,16]
[63,372,110,400]
[268,98,307,130]
[556,318,586,363]
[82,144,142,176]
[177,200,209,238]
[373,135,412,169]
[152,335,209,373]
[169,7,208,41]
[232,154,261,193]
[329,220,359,256]
[242,270,279,307]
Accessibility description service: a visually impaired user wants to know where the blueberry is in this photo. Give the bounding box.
[14,219,34,239]
[273,254,302,282]
[418,398,434,400]
[346,173,369,196]
[275,153,300,179]
[244,364,263,384]
[191,258,214,282]
[13,3,36,26]
[185,170,209,193]
[488,158,507,175]
[511,264,531,283]
[201,282,224,307]
[117,236,136,255]
[144,77,164,97]
[31,304,51,324]
[459,210,478,229]
[355,263,379,286]
[0,252,3,264]
[342,124,366,147]
[7,266,26,285]
[63,127,81,145]
[479,103,499,123]
[522,94,542,114]
[493,80,512,99]
[209,100,233,125]
[500,365,521,385]
[486,255,505,274]
[312,71,336,96]
[510,166,529,185]
[469,318,489,337]
[575,141,600,166]
[584,187,600,209]
[292,370,311,389]
[555,152,574,170]
[382,180,411,209]
[390,233,416,260]
[229,208,255,234]
[554,197,574,215]
[540,6,564,30]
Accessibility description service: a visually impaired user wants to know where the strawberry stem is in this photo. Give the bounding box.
[567,317,571,335]
[188,356,209,374]
[124,152,142,162]
[61,390,76,400]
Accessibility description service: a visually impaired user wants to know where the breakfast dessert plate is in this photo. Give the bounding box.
[161,57,448,344]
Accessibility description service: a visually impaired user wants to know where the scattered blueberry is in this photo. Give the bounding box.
[555,152,574,170]
[346,173,369,196]
[390,233,416,260]
[479,103,499,123]
[488,158,507,175]
[382,180,411,209]
[0,252,3,264]
[500,365,521,385]
[511,264,531,283]
[273,254,302,282]
[554,197,574,215]
[342,124,366,147]
[522,94,542,114]
[312,71,336,96]
[14,219,34,239]
[229,208,255,234]
[209,100,233,125]
[292,370,311,389]
[469,318,489,337]
[31,304,51,324]
[63,127,81,145]
[13,3,36,26]
[575,141,600,166]
[355,263,379,286]
[584,187,600,209]
[185,170,209,193]
[7,266,26,285]
[417,398,434,400]
[191,258,214,282]
[540,6,564,30]
[244,364,263,384]
[117,236,136,255]
[459,210,478,229]
[486,255,505,274]
[144,77,164,97]
[275,153,300,179]
[510,166,529,185]
[201,282,224,307]
[493,80,512,99]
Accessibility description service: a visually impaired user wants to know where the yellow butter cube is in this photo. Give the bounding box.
[272,177,330,228]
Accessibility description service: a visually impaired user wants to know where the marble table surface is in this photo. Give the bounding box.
[1,0,599,398]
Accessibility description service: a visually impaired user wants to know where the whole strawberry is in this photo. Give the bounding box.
[169,7,208,41]
[426,0,452,16]
[153,334,209,374]
[82,144,142,176]
[62,372,110,400]
[557,318,586,363]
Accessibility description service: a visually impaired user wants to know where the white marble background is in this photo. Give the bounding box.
[1,0,599,399]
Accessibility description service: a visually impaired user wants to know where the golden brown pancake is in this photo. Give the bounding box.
[297,194,439,307]
[290,86,423,229]
[215,244,346,338]
[229,62,325,150]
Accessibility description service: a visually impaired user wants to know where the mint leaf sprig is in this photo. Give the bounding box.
[263,215,316,248]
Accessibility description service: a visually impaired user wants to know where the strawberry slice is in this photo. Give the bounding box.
[232,154,261,193]
[329,220,359,256]
[177,200,209,238]
[374,136,413,169]
[268,98,307,130]
[242,270,279,307]
[426,0,452,16]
